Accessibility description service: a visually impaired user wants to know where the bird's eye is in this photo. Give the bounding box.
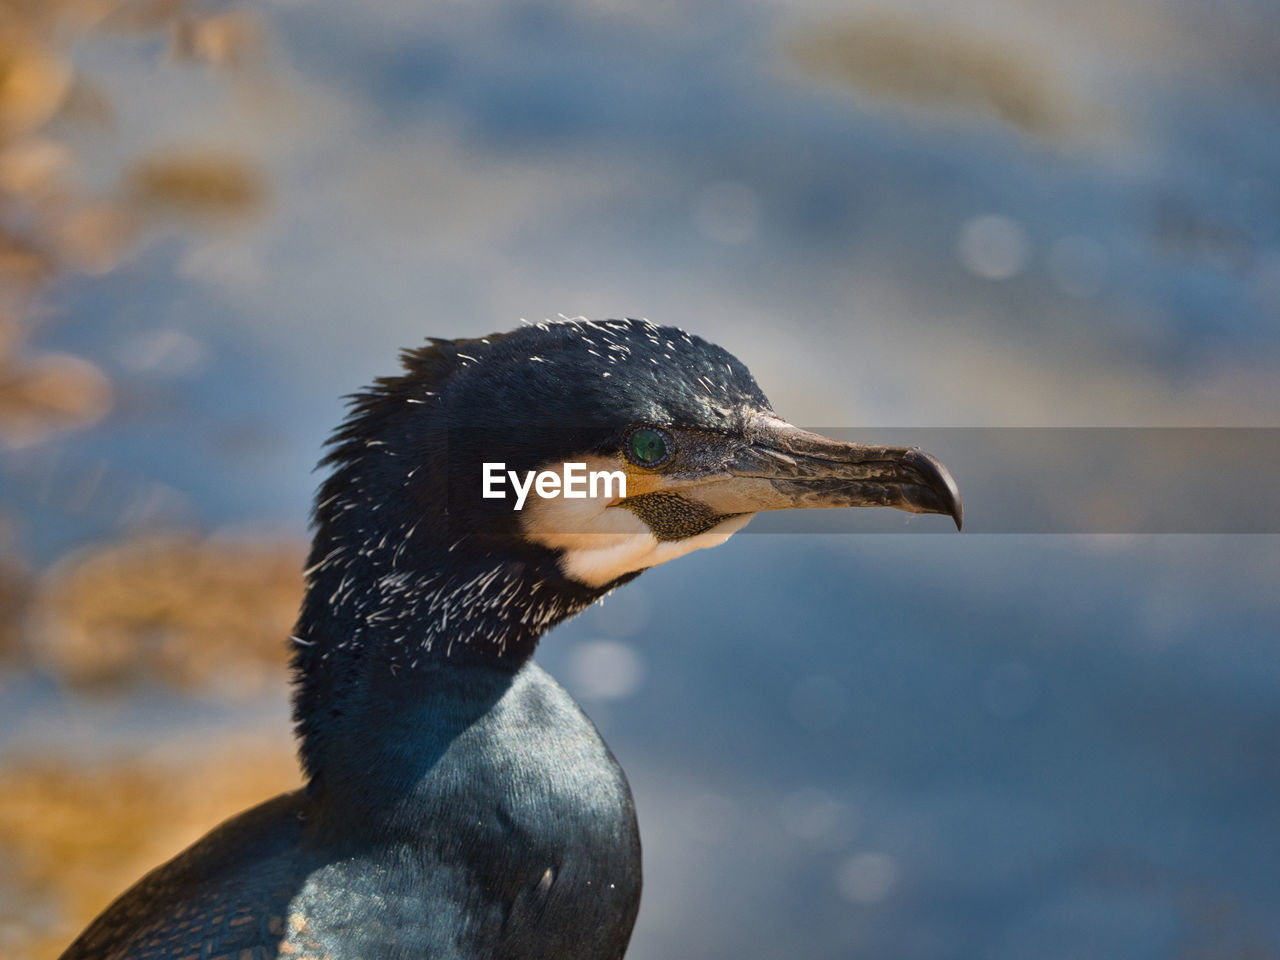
[626,427,670,466]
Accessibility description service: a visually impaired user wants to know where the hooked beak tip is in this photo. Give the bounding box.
[903,448,963,531]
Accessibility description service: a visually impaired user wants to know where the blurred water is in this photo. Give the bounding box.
[3,0,1279,957]
[550,535,1280,959]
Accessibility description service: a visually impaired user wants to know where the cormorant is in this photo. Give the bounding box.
[59,318,961,960]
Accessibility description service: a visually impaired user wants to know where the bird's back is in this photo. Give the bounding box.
[58,790,315,960]
[59,662,642,960]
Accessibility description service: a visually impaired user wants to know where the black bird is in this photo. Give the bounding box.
[59,318,961,960]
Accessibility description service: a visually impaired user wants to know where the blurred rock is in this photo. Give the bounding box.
[0,234,53,290]
[54,75,114,128]
[0,553,32,664]
[50,201,140,275]
[0,32,72,137]
[0,350,113,447]
[126,148,268,224]
[0,137,70,196]
[788,12,1079,136]
[171,9,264,68]
[28,533,305,695]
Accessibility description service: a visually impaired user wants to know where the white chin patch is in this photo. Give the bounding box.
[556,513,755,588]
[519,487,756,588]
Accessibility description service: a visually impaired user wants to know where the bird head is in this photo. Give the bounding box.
[314,318,961,595]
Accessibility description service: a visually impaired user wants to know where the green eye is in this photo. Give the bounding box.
[626,427,670,466]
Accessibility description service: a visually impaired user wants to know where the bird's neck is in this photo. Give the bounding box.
[289,524,604,792]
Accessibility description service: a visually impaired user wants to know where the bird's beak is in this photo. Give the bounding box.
[692,416,963,530]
